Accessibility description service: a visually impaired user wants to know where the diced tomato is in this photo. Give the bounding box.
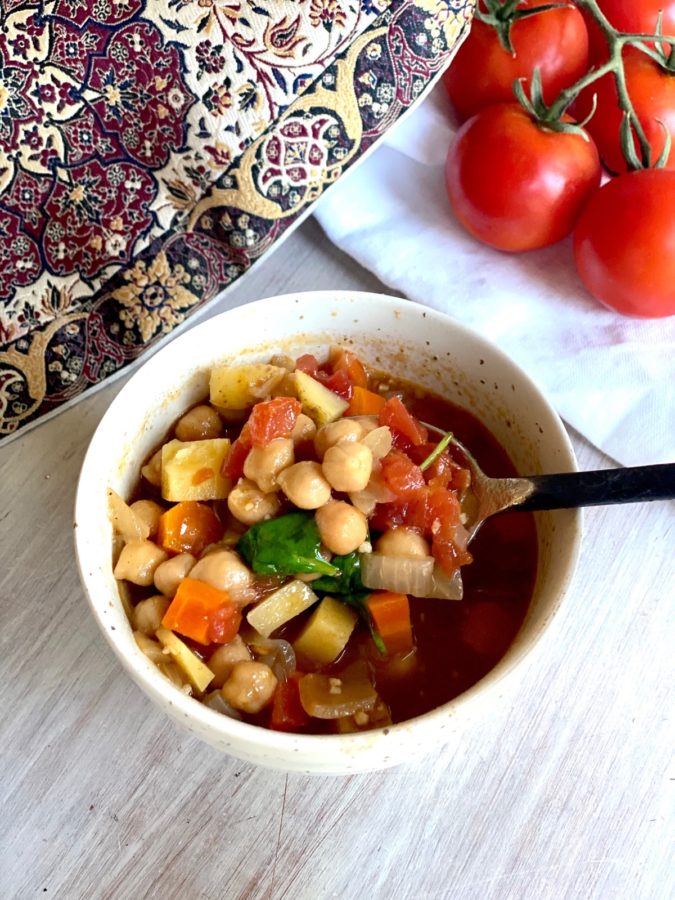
[247,397,302,447]
[157,501,223,556]
[380,451,426,499]
[270,673,309,732]
[207,603,242,644]
[322,368,353,400]
[425,485,472,574]
[424,484,461,531]
[295,354,320,377]
[379,397,428,447]
[294,354,353,400]
[331,348,368,388]
[222,425,251,480]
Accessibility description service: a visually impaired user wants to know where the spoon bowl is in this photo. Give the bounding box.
[427,424,675,542]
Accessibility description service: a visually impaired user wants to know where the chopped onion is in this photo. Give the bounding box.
[360,553,464,600]
[361,552,434,596]
[203,690,243,720]
[426,564,463,601]
[362,426,393,460]
[298,673,377,719]
[349,467,396,515]
[108,488,149,543]
[248,638,296,682]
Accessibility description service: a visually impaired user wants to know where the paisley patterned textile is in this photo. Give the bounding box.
[0,0,474,442]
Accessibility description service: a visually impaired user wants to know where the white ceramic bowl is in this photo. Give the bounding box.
[75,291,581,774]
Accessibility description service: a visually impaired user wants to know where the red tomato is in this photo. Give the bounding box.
[380,451,426,498]
[379,397,428,447]
[445,104,602,252]
[270,674,309,732]
[247,397,301,447]
[583,1,675,61]
[573,168,675,318]
[295,353,353,399]
[222,426,251,480]
[574,48,675,173]
[207,603,242,644]
[443,1,588,122]
[331,348,368,388]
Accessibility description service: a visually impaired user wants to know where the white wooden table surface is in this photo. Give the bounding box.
[1,218,673,900]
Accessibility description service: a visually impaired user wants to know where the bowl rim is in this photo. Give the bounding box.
[74,289,582,765]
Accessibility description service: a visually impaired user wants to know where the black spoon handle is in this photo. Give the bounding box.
[516,463,675,512]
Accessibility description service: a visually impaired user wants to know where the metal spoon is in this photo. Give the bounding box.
[424,424,675,542]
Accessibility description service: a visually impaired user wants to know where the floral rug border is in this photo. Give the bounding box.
[0,0,473,443]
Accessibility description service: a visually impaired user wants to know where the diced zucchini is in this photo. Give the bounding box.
[210,364,286,409]
[246,580,319,638]
[294,370,349,426]
[293,596,357,666]
[161,438,231,501]
[155,627,214,692]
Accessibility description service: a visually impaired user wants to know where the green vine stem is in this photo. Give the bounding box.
[496,0,675,168]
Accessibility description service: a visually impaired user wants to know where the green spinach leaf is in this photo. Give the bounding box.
[236,511,339,577]
[312,551,363,594]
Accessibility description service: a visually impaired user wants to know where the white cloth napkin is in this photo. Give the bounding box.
[314,87,675,467]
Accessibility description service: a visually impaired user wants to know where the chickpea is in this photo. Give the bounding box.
[153,552,196,596]
[141,448,162,487]
[220,661,278,714]
[114,540,168,586]
[243,438,294,493]
[129,500,164,539]
[175,404,223,441]
[227,478,281,525]
[207,635,252,688]
[277,461,332,509]
[133,595,170,635]
[314,419,365,459]
[291,413,317,445]
[322,441,373,493]
[315,501,368,556]
[376,527,430,559]
[189,549,253,604]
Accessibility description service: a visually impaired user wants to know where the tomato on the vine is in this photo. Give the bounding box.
[573,47,675,173]
[573,169,675,318]
[445,103,601,252]
[443,1,589,123]
[583,0,675,62]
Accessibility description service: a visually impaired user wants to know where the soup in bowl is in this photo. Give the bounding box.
[75,291,581,773]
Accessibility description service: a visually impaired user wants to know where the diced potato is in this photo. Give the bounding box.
[247,580,319,638]
[161,438,231,501]
[293,596,357,666]
[155,627,215,692]
[294,370,349,426]
[210,364,286,410]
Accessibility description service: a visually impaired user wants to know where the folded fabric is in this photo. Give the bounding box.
[314,87,675,467]
[0,0,474,444]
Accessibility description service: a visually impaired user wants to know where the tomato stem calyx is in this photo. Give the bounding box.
[476,0,570,55]
[481,0,675,169]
